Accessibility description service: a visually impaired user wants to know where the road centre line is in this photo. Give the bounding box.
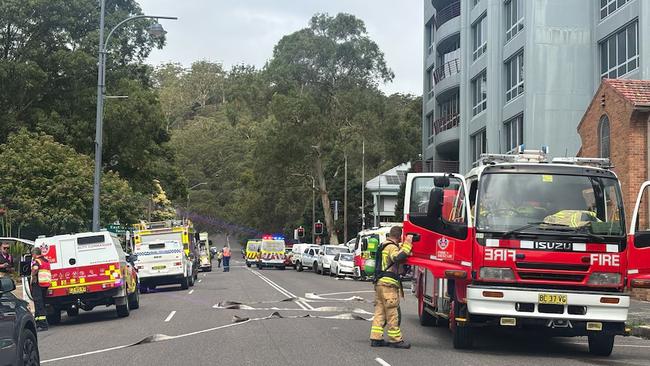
[375,357,392,366]
[249,269,314,310]
[164,311,176,322]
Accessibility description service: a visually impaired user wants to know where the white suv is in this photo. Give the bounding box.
[297,246,321,272]
[316,245,349,275]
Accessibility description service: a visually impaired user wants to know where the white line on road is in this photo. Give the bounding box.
[164,311,176,322]
[188,290,194,295]
[249,269,314,310]
[198,279,202,283]
[375,357,391,366]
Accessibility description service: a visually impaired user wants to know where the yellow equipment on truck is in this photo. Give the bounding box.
[198,232,212,272]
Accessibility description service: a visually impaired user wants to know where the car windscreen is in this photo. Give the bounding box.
[246,241,260,251]
[476,173,625,237]
[325,246,348,255]
[339,253,353,261]
[261,240,284,252]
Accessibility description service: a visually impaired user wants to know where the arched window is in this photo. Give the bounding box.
[599,115,610,159]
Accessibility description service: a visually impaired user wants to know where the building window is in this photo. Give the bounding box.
[471,129,487,162]
[599,115,610,159]
[600,0,629,20]
[426,22,434,55]
[505,0,524,42]
[427,67,434,100]
[472,15,487,61]
[504,115,523,152]
[472,71,487,116]
[440,93,459,119]
[600,20,638,78]
[426,113,434,140]
[505,52,524,102]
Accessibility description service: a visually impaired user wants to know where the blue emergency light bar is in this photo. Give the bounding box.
[262,234,285,240]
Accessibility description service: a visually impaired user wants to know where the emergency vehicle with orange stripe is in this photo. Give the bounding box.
[404,147,650,357]
[33,231,139,324]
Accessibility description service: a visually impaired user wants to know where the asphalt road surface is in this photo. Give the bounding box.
[36,257,650,366]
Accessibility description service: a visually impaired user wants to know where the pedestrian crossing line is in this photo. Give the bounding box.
[375,357,391,366]
[164,311,176,322]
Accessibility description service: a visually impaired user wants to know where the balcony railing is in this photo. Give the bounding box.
[434,112,460,135]
[434,1,461,29]
[433,58,460,84]
[425,159,460,173]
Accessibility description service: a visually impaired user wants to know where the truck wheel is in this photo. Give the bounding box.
[128,288,140,310]
[18,328,39,366]
[451,301,473,349]
[246,262,251,268]
[588,334,615,356]
[66,307,79,317]
[46,310,61,325]
[181,276,190,290]
[116,300,130,318]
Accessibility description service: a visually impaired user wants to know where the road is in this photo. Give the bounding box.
[36,257,650,366]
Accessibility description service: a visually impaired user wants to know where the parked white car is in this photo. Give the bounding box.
[316,245,349,275]
[297,246,321,272]
[330,252,355,277]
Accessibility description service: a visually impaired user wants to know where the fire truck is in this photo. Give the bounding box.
[404,148,650,356]
[132,220,199,286]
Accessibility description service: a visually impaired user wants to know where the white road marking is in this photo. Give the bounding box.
[249,269,314,310]
[164,311,176,322]
[317,290,375,297]
[198,279,202,283]
[188,290,194,295]
[203,273,207,277]
[375,357,391,366]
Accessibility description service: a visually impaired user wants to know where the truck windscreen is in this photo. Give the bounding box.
[476,173,624,237]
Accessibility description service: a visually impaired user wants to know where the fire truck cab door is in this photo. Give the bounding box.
[629,181,650,282]
[403,173,471,277]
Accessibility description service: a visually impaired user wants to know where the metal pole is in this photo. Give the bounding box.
[92,0,106,231]
[311,176,316,244]
[361,140,365,230]
[343,153,348,243]
[376,174,381,227]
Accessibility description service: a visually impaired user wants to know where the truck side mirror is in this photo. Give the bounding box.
[427,187,444,220]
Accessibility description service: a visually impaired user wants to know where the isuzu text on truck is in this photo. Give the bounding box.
[404,148,650,356]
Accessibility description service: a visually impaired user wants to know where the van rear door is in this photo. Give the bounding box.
[135,241,184,277]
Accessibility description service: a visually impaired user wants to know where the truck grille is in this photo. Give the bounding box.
[518,272,585,282]
[516,262,589,271]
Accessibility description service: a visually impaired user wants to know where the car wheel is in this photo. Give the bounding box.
[314,262,319,274]
[18,328,39,366]
[588,333,615,356]
[66,307,79,317]
[128,287,140,310]
[246,262,251,268]
[297,262,303,272]
[116,298,130,318]
[46,310,61,325]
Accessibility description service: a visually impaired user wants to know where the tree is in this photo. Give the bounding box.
[0,130,140,239]
[151,179,176,221]
[265,13,394,244]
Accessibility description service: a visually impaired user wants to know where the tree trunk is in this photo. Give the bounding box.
[313,151,338,244]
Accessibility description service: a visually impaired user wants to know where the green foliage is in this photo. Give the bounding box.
[0,130,140,239]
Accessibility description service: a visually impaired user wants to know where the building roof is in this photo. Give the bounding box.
[604,78,650,108]
[366,162,411,193]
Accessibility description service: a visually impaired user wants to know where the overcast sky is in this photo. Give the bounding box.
[138,0,423,95]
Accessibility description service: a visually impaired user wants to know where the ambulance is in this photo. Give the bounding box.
[244,239,261,267]
[133,220,198,285]
[133,239,193,291]
[257,235,286,269]
[198,232,212,272]
[33,231,139,324]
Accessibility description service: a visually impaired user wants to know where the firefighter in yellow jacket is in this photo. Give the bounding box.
[370,226,412,349]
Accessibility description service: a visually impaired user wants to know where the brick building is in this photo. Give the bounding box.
[577,78,650,301]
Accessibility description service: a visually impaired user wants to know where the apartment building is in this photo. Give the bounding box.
[423,0,650,173]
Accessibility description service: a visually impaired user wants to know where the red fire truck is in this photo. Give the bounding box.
[404,148,650,356]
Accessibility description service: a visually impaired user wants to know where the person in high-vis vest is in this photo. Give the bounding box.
[31,247,51,331]
[222,245,231,272]
[370,226,412,349]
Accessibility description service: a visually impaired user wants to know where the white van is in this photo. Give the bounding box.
[33,231,140,323]
[290,243,316,269]
[258,238,286,269]
[134,240,193,291]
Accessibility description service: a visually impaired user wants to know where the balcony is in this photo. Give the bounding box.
[434,1,460,29]
[434,112,459,135]
[433,58,460,84]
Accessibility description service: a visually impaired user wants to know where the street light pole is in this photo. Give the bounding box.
[91,0,177,231]
[311,176,316,245]
[186,182,208,217]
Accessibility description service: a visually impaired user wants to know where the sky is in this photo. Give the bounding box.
[138,0,423,95]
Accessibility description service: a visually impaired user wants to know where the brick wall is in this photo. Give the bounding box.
[577,83,650,301]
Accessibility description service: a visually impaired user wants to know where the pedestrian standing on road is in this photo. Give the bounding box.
[217,250,223,268]
[370,226,413,349]
[0,242,15,278]
[31,247,51,331]
[222,245,231,272]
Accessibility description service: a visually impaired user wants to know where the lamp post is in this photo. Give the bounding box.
[91,0,177,231]
[186,182,208,217]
